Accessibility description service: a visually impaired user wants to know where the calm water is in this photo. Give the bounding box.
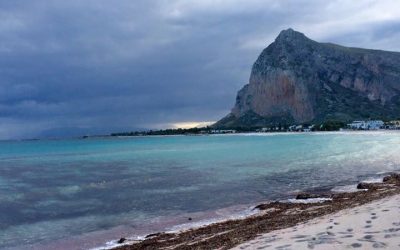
[1,132,400,249]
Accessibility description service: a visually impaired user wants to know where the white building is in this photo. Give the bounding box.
[303,124,314,132]
[348,121,364,129]
[348,120,384,130]
[288,125,296,131]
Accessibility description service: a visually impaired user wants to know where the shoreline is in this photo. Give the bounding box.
[3,130,399,143]
[110,173,400,250]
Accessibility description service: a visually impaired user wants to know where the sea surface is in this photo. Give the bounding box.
[1,131,400,249]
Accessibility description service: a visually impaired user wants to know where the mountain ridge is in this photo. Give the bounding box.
[214,28,400,128]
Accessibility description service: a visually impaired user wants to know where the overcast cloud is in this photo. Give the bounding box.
[1,0,400,139]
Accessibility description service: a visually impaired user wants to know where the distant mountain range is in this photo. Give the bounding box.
[214,28,400,128]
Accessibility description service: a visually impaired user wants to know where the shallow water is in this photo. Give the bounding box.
[1,131,400,249]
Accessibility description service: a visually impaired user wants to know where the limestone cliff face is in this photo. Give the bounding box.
[215,29,400,128]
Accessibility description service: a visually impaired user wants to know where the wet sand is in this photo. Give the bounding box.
[111,173,400,250]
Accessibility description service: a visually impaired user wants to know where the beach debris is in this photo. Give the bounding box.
[383,173,400,185]
[296,193,330,200]
[357,174,400,190]
[117,238,126,244]
[145,232,163,239]
[357,182,375,190]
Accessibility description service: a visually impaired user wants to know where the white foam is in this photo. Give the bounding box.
[89,236,145,250]
[362,177,383,183]
[376,171,390,175]
[331,185,361,193]
[285,198,333,204]
[89,240,119,250]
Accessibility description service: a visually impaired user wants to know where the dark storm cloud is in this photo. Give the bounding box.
[1,0,400,139]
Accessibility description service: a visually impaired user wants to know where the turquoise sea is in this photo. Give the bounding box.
[1,132,400,249]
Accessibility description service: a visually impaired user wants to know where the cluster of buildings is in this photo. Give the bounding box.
[209,129,236,134]
[258,120,400,133]
[347,120,384,130]
[347,120,400,130]
[288,124,315,132]
[259,127,282,132]
[204,120,400,135]
[257,124,315,132]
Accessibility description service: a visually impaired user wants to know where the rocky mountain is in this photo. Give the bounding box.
[214,28,400,128]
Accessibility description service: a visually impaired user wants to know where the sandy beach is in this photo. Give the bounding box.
[233,194,400,250]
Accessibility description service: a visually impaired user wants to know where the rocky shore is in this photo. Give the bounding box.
[111,173,400,250]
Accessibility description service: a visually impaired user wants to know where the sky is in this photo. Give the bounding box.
[1,0,400,139]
